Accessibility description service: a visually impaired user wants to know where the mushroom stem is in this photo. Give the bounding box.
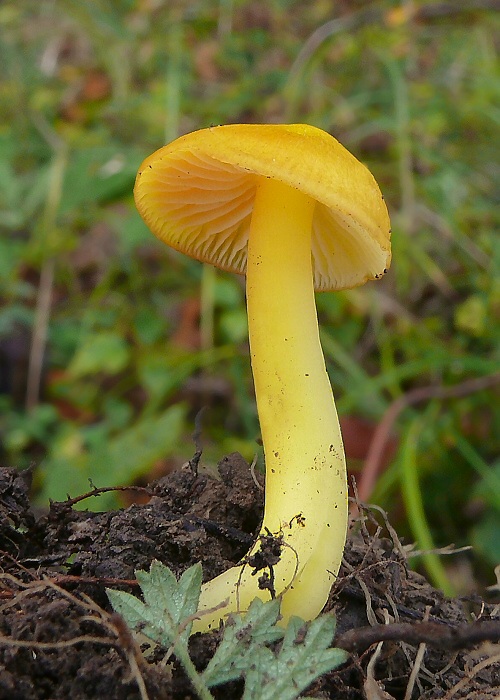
[247,177,348,617]
[192,178,347,632]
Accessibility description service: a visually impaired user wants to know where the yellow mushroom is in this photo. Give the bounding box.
[134,124,391,633]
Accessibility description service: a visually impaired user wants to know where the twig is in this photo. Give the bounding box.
[358,373,500,503]
[0,573,139,602]
[25,259,55,411]
[192,407,207,455]
[187,517,253,546]
[442,650,500,699]
[404,606,431,700]
[0,634,117,650]
[53,574,140,588]
[336,619,500,653]
[109,613,151,700]
[56,483,153,508]
[25,122,66,412]
[249,453,264,491]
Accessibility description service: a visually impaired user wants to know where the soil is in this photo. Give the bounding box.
[1,455,499,700]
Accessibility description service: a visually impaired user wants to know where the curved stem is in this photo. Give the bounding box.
[193,178,347,632]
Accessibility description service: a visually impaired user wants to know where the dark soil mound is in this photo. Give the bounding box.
[1,458,499,699]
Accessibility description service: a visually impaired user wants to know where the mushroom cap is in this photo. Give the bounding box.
[134,123,391,291]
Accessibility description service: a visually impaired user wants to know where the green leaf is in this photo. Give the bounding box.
[60,145,141,214]
[472,510,500,568]
[107,560,202,647]
[92,404,186,484]
[203,601,347,699]
[137,560,202,641]
[242,613,347,700]
[133,308,166,346]
[106,588,150,631]
[202,598,284,687]
[68,332,130,377]
[455,294,487,337]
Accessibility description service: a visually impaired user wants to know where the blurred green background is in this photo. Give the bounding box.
[0,0,498,595]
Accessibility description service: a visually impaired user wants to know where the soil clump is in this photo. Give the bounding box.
[0,457,498,699]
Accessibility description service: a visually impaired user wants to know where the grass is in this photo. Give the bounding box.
[0,0,498,592]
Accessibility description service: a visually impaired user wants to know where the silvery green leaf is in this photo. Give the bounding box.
[242,613,348,700]
[107,560,202,647]
[202,597,284,687]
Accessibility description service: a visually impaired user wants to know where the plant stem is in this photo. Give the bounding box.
[173,641,214,700]
[400,417,454,596]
